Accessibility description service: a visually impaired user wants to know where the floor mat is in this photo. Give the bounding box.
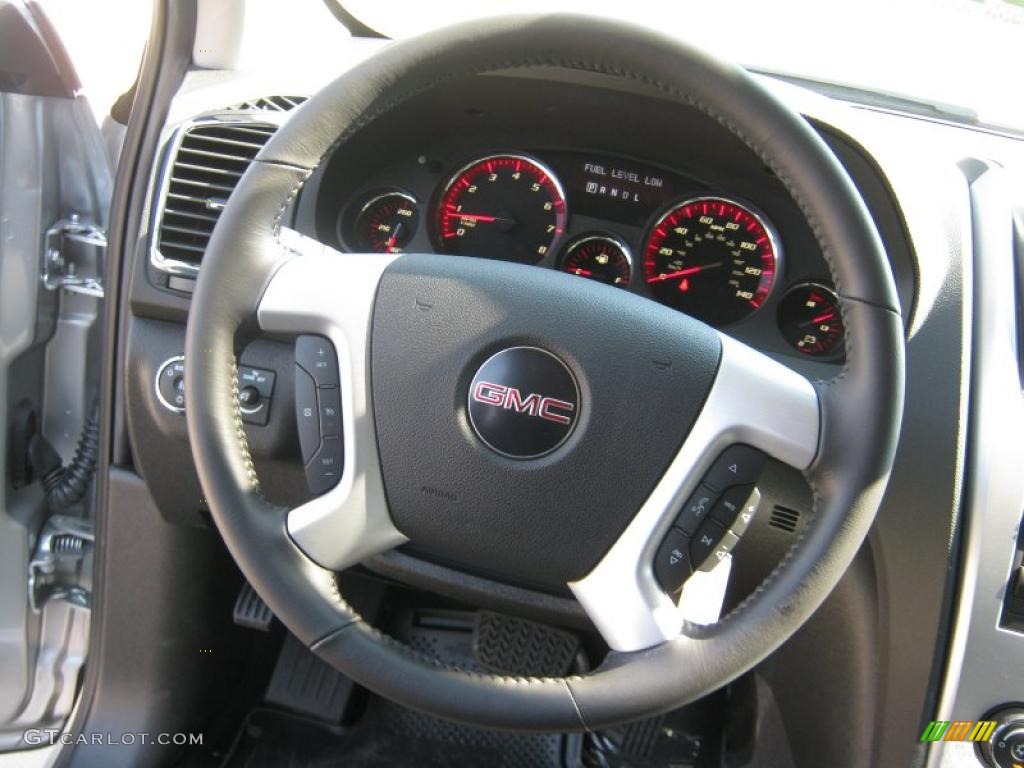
[223,704,571,768]
[223,608,579,768]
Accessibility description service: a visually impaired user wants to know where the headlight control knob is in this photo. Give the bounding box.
[155,356,186,412]
[979,707,1024,768]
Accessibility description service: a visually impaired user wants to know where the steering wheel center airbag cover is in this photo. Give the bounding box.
[371,254,720,588]
[467,345,580,459]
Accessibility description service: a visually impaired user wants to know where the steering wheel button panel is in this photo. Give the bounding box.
[294,337,345,492]
[709,484,755,528]
[674,484,718,535]
[689,519,727,568]
[307,435,343,495]
[701,530,741,572]
[295,364,320,464]
[318,387,342,438]
[296,334,339,387]
[703,444,766,491]
[724,487,761,538]
[653,528,694,594]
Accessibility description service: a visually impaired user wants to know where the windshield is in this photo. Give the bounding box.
[337,0,1024,133]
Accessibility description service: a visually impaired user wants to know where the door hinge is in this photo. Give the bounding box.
[29,515,94,612]
[42,214,106,298]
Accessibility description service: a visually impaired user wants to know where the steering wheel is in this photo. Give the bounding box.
[184,15,903,730]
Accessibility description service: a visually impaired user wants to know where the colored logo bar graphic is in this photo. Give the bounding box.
[920,720,998,742]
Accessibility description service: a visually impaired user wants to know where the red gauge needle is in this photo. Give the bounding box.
[799,311,838,330]
[646,262,722,284]
[572,268,593,277]
[384,222,403,252]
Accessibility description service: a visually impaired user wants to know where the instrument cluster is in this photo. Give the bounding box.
[335,149,845,361]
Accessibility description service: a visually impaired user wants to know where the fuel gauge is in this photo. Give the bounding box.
[777,282,845,358]
[559,234,632,288]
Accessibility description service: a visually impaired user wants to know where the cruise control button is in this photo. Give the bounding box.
[674,484,717,535]
[710,484,754,528]
[700,530,740,572]
[318,387,342,437]
[704,445,766,492]
[305,436,343,495]
[690,519,727,569]
[295,364,320,463]
[728,487,762,537]
[296,335,339,387]
[654,528,693,594]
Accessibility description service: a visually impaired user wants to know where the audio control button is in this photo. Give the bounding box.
[296,335,339,387]
[295,364,320,463]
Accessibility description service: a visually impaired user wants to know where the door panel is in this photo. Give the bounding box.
[0,0,109,749]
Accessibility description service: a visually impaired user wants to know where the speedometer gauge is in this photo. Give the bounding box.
[643,197,778,326]
[435,154,566,264]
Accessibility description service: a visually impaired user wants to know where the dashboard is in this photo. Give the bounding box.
[335,148,844,359]
[118,40,1023,768]
[297,75,915,371]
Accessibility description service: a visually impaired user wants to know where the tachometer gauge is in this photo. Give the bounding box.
[642,196,778,326]
[435,154,567,264]
[559,234,631,288]
[351,191,419,253]
[777,282,845,358]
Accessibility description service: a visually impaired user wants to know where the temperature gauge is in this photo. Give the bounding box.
[777,283,845,358]
[350,191,419,253]
[559,234,632,288]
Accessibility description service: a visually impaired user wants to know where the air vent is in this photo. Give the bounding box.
[227,95,307,112]
[768,505,801,533]
[155,120,277,269]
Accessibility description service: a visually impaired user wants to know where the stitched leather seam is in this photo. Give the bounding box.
[229,359,260,490]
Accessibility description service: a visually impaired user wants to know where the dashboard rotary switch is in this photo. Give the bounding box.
[238,385,261,407]
[978,707,1024,768]
[155,356,276,425]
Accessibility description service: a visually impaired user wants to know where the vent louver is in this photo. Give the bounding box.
[155,121,277,268]
[227,95,307,112]
[768,505,801,533]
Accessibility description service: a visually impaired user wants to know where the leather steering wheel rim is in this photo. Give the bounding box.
[184,14,904,731]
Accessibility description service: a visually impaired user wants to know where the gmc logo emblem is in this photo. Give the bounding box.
[471,381,575,425]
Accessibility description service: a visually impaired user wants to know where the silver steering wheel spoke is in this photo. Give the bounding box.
[569,334,821,652]
[256,228,406,570]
